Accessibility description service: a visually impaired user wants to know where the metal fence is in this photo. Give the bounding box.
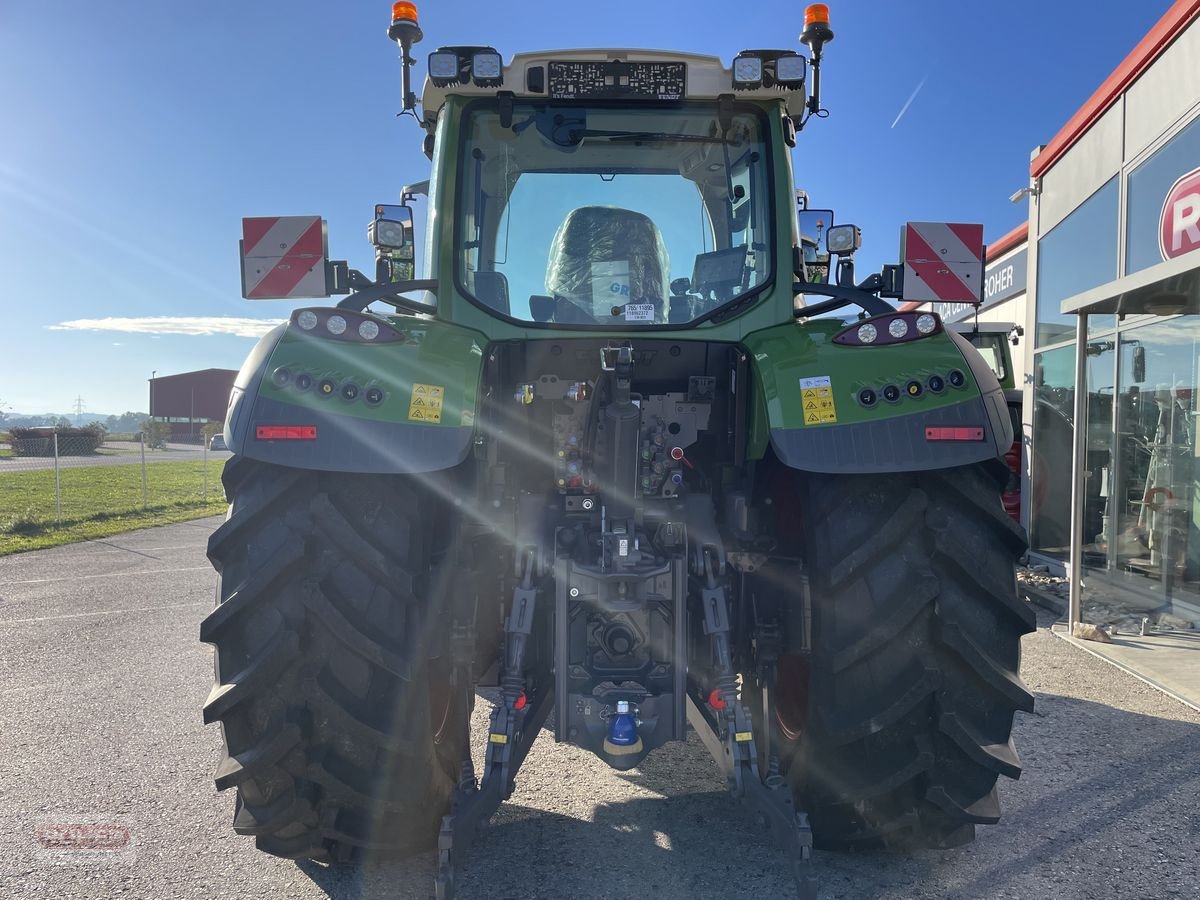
[0,433,228,547]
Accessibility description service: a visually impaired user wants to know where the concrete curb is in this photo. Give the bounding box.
[1021,582,1066,616]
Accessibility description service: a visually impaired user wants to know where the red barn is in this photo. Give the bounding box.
[149,368,237,441]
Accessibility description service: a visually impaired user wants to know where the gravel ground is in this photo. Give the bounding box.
[0,518,1197,899]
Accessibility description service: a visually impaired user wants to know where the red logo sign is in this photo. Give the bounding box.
[1160,166,1200,261]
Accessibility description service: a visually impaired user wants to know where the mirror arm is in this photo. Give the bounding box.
[855,272,883,292]
[793,281,894,318]
[337,279,438,313]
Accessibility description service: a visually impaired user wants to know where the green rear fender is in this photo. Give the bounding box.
[743,320,1013,474]
[225,315,486,474]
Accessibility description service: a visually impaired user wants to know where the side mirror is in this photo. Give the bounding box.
[796,208,833,283]
[1133,344,1146,383]
[369,204,414,258]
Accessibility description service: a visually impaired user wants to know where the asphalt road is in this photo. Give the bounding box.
[0,442,230,472]
[1,518,1198,899]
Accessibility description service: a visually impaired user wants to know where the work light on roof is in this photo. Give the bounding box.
[471,51,503,87]
[428,51,461,86]
[731,55,763,90]
[774,53,807,88]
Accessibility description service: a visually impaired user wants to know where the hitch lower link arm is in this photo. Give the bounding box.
[434,548,553,900]
[693,547,818,900]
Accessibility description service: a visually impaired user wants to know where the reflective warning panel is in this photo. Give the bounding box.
[408,383,444,424]
[241,216,330,300]
[901,222,984,304]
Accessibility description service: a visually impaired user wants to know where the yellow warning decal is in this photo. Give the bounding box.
[799,375,837,426]
[734,731,753,742]
[488,733,508,744]
[409,383,444,424]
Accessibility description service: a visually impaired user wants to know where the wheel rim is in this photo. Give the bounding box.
[773,654,811,743]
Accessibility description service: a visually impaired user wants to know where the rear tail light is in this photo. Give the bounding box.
[834,312,943,347]
[290,308,406,343]
[256,425,318,440]
[925,426,984,442]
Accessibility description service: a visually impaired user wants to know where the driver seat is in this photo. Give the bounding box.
[545,206,670,321]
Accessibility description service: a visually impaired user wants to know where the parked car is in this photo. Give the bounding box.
[208,434,227,451]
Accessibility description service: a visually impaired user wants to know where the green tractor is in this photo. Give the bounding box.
[202,5,1033,897]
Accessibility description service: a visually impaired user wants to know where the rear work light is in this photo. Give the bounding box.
[427,46,503,87]
[290,308,406,343]
[256,425,318,440]
[833,311,942,347]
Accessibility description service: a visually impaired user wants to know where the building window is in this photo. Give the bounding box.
[1082,316,1200,631]
[1126,114,1200,275]
[1029,342,1114,561]
[1030,346,1075,557]
[1035,177,1119,347]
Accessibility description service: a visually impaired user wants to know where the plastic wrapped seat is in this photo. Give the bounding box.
[545,206,670,322]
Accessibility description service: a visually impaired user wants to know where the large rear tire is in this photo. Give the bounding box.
[789,462,1034,849]
[201,456,467,861]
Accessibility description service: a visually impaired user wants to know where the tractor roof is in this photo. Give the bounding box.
[420,48,806,121]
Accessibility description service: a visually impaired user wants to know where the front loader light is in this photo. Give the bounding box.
[857,323,878,343]
[326,315,347,335]
[888,318,909,339]
[774,53,807,87]
[358,320,380,340]
[428,51,461,85]
[916,314,937,334]
[296,310,318,331]
[732,55,763,89]
[471,51,503,86]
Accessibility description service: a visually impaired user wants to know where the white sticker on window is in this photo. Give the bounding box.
[624,303,655,321]
[798,375,831,389]
[591,260,630,308]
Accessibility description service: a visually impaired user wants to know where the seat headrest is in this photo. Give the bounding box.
[545,206,670,320]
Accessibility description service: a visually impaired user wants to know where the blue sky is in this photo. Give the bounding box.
[0,0,1175,414]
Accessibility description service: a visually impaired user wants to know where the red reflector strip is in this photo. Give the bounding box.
[256,425,317,440]
[925,426,985,442]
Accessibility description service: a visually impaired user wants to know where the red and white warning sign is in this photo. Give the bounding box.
[240,216,330,300]
[901,222,984,304]
[1160,166,1200,262]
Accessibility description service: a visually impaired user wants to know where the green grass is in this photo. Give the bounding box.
[0,458,228,555]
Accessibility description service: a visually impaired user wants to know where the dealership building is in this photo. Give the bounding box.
[1009,0,1200,701]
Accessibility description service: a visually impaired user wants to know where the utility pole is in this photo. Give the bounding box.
[73,395,86,425]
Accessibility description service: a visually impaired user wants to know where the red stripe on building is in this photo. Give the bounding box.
[905,228,977,301]
[241,217,277,256]
[987,222,1028,261]
[247,219,325,299]
[1031,0,1200,179]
